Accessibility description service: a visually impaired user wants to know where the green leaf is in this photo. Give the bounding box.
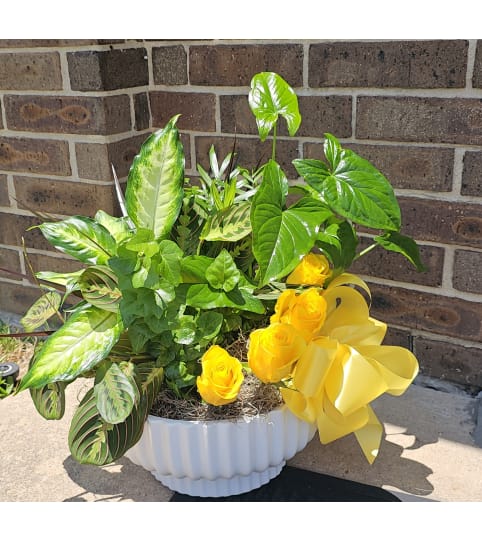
[251,160,333,286]
[94,210,133,243]
[18,306,124,391]
[21,291,62,331]
[185,283,264,314]
[68,362,163,465]
[293,135,401,231]
[157,240,183,285]
[248,72,301,141]
[196,311,223,346]
[38,216,116,265]
[78,266,121,312]
[30,381,66,420]
[36,270,83,295]
[201,202,252,242]
[374,232,426,272]
[205,249,240,292]
[94,360,137,424]
[173,315,197,345]
[180,255,212,283]
[317,220,358,270]
[125,116,184,238]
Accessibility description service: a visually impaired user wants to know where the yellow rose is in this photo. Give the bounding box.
[286,253,331,286]
[248,323,306,383]
[196,345,244,406]
[271,288,327,342]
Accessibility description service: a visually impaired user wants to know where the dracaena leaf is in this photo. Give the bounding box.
[18,305,124,391]
[248,72,301,141]
[38,216,116,265]
[125,115,184,239]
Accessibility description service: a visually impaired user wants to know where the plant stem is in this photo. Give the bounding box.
[353,242,378,261]
[271,123,277,161]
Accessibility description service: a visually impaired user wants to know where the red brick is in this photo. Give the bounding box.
[453,249,482,294]
[134,92,150,131]
[195,136,299,179]
[472,41,482,88]
[0,247,21,280]
[67,48,148,91]
[356,96,482,145]
[13,176,117,217]
[0,212,54,252]
[461,151,482,196]
[309,41,468,88]
[382,326,412,349]
[0,136,71,176]
[0,52,62,90]
[150,91,216,132]
[26,252,85,278]
[4,94,131,135]
[0,40,119,48]
[414,337,482,389]
[152,46,187,85]
[220,95,352,139]
[351,238,444,287]
[0,175,9,206]
[399,197,482,249]
[189,44,303,87]
[369,283,482,342]
[0,281,45,316]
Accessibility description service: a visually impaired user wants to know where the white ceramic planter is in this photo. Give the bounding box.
[126,405,316,497]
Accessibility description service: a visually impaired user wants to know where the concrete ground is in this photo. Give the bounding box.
[0,376,480,502]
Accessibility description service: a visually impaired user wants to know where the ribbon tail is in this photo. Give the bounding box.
[353,405,383,464]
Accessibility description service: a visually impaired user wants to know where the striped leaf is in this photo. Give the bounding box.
[39,216,116,265]
[68,363,163,465]
[21,291,62,331]
[30,382,66,420]
[18,305,123,391]
[125,116,184,239]
[94,360,137,424]
[78,266,121,312]
[201,202,252,242]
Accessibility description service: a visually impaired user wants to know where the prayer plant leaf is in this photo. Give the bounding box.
[18,305,124,391]
[21,291,62,332]
[30,380,67,420]
[251,160,333,286]
[248,72,301,141]
[125,115,184,239]
[201,202,252,242]
[293,134,401,232]
[38,216,116,265]
[78,266,121,312]
[68,362,163,465]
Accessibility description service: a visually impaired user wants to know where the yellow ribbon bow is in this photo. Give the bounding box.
[280,274,419,463]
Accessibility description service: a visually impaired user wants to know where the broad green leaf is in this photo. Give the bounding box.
[293,135,401,231]
[68,363,163,465]
[30,381,66,420]
[251,160,333,286]
[157,240,183,285]
[94,360,137,424]
[324,133,342,171]
[374,232,426,272]
[173,315,197,345]
[185,283,264,314]
[21,291,62,331]
[78,266,121,312]
[18,306,123,391]
[248,72,301,141]
[94,210,133,243]
[205,249,240,292]
[201,202,252,242]
[180,255,213,283]
[317,220,358,270]
[125,116,184,238]
[196,311,223,345]
[38,216,116,265]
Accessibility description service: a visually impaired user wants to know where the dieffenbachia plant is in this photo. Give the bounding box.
[11,72,424,466]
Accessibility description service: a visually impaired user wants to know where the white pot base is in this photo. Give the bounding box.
[153,462,285,498]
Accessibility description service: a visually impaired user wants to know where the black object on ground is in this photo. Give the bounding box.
[0,362,19,381]
[170,465,400,502]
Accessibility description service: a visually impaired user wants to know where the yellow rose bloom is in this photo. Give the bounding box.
[196,345,244,406]
[271,288,327,342]
[286,253,331,287]
[248,322,306,383]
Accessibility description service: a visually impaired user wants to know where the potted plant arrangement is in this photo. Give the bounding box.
[6,72,421,497]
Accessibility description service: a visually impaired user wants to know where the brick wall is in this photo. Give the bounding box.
[0,39,480,391]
